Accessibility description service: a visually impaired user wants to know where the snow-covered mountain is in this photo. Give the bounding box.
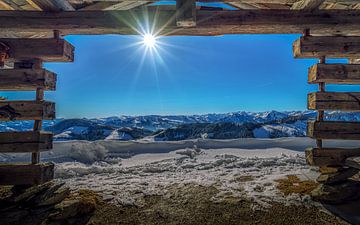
[1,111,359,141]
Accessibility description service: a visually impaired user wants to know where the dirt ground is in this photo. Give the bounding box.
[87,183,349,225]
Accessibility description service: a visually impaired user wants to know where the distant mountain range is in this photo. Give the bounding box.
[1,111,359,141]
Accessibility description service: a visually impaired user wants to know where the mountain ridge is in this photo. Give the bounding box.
[1,110,359,141]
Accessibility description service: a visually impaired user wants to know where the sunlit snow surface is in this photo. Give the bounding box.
[46,138,326,207]
[59,147,314,207]
[3,137,360,207]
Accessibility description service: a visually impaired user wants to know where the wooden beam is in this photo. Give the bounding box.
[0,131,53,153]
[346,157,360,170]
[0,163,54,185]
[306,147,360,167]
[226,2,258,9]
[349,58,360,64]
[0,38,74,62]
[308,92,360,111]
[0,0,21,10]
[26,0,75,11]
[291,0,325,11]
[176,0,196,27]
[0,100,55,121]
[0,69,56,91]
[0,0,14,10]
[308,63,360,84]
[1,10,360,38]
[307,121,360,140]
[104,1,148,10]
[294,36,360,59]
[76,0,297,3]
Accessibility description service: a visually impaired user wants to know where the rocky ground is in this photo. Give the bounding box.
[1,139,359,225]
[0,180,352,225]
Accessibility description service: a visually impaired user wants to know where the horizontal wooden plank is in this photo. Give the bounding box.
[0,131,53,153]
[0,163,54,185]
[0,38,74,62]
[291,0,325,11]
[346,157,360,170]
[294,36,360,58]
[308,92,360,111]
[349,58,360,64]
[0,101,55,121]
[308,64,360,84]
[0,69,57,91]
[307,121,360,140]
[306,147,360,166]
[1,10,360,38]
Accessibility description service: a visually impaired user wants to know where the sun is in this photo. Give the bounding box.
[143,33,157,48]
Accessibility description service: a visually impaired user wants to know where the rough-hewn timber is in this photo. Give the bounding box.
[308,63,360,84]
[0,100,55,121]
[0,69,57,91]
[176,0,196,27]
[306,147,360,166]
[0,163,54,185]
[291,0,325,11]
[308,92,360,111]
[346,157,360,170]
[307,121,360,140]
[0,10,360,37]
[0,131,53,153]
[0,38,74,62]
[294,36,360,58]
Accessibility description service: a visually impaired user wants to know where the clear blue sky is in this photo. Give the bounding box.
[1,34,357,118]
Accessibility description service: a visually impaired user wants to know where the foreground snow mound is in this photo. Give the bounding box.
[55,147,315,207]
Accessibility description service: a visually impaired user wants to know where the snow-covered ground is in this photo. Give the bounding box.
[1,138,359,208]
[55,147,314,207]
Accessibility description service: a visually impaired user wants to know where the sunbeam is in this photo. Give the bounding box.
[143,33,157,48]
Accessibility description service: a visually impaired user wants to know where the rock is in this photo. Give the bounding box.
[49,190,97,221]
[49,199,82,220]
[13,181,54,204]
[317,168,359,184]
[319,166,344,174]
[0,209,29,224]
[346,157,360,170]
[36,183,70,206]
[311,181,360,204]
[0,182,99,225]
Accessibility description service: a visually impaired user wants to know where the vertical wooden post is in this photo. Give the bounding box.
[316,56,326,149]
[32,59,44,164]
[176,0,196,27]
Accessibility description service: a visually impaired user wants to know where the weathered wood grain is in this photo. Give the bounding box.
[0,163,54,185]
[306,147,360,166]
[294,36,360,58]
[176,0,196,27]
[1,10,360,37]
[291,0,325,11]
[308,63,360,84]
[348,58,360,64]
[307,121,360,140]
[308,92,360,111]
[0,131,53,152]
[0,69,56,91]
[0,100,55,121]
[346,157,360,170]
[0,38,74,62]
[30,0,75,11]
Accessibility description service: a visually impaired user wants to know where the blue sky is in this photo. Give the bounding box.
[1,34,357,118]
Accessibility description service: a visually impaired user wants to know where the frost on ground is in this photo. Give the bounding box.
[51,140,319,208]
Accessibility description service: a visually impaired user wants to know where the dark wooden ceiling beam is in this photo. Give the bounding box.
[0,9,360,37]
